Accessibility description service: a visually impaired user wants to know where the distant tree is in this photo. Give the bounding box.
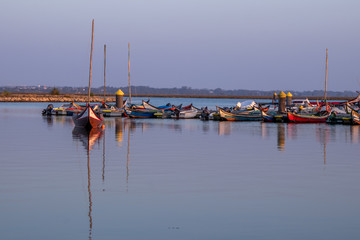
[50,88,60,95]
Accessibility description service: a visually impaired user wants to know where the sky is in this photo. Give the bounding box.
[0,0,359,91]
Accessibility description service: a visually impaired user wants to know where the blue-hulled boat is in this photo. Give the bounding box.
[124,107,157,118]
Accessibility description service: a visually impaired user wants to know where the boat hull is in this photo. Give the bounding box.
[73,106,103,129]
[287,112,330,123]
[124,108,157,118]
[218,107,262,121]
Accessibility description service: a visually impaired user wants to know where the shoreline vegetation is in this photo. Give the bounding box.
[0,92,353,102]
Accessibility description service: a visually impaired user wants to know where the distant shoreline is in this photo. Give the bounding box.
[0,93,353,102]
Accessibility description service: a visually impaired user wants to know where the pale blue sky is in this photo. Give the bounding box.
[0,0,359,91]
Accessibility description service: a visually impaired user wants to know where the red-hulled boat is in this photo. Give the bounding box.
[287,111,330,123]
[73,105,103,129]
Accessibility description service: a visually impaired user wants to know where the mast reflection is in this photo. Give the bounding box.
[316,125,330,165]
[72,127,103,240]
[277,123,285,151]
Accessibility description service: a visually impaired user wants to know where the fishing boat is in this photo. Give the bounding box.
[124,107,157,118]
[171,108,198,119]
[57,102,84,116]
[287,111,330,123]
[142,100,173,111]
[260,109,288,123]
[217,106,262,121]
[100,99,127,117]
[73,20,103,129]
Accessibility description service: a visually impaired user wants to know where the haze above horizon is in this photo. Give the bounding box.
[1,0,359,92]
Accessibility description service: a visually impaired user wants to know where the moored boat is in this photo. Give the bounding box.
[217,106,262,121]
[124,107,157,118]
[73,105,103,129]
[287,111,330,123]
[171,108,198,119]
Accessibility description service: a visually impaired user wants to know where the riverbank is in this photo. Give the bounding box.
[0,93,353,102]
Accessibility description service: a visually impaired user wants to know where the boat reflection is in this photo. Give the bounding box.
[72,127,103,240]
[218,121,232,136]
[43,115,74,128]
[350,125,360,143]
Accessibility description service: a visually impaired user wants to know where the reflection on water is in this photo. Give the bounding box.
[115,118,124,144]
[43,115,74,128]
[218,121,231,136]
[72,128,103,240]
[4,104,360,240]
[277,123,285,151]
[350,125,360,143]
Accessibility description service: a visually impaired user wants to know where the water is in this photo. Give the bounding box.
[1,100,360,240]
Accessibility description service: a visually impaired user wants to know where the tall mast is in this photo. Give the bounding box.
[88,19,95,104]
[104,44,106,102]
[324,48,328,103]
[128,42,131,104]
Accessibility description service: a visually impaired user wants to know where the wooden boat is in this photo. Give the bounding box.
[351,110,360,125]
[287,111,330,123]
[142,100,173,110]
[124,107,157,118]
[171,108,198,119]
[217,106,262,121]
[56,102,84,116]
[73,105,103,129]
[99,99,127,117]
[72,20,103,129]
[101,107,125,117]
[181,104,193,110]
[260,110,288,123]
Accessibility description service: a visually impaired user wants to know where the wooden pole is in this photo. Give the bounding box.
[128,42,131,104]
[88,19,95,104]
[104,44,106,102]
[324,48,328,103]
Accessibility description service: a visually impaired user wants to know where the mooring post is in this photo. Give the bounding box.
[116,89,124,108]
[278,91,286,113]
[286,92,293,107]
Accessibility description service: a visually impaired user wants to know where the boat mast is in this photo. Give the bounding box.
[104,44,106,102]
[128,42,131,104]
[324,48,328,104]
[88,19,95,104]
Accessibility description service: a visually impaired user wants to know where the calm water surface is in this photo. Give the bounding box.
[0,100,360,240]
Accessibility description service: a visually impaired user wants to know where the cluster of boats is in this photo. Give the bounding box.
[42,93,360,128]
[218,97,360,125]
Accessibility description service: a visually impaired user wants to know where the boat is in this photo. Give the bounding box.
[181,104,193,110]
[287,111,330,123]
[56,102,84,116]
[42,104,54,116]
[100,99,127,117]
[73,104,104,129]
[217,106,262,121]
[171,108,198,119]
[101,106,125,117]
[72,20,103,129]
[124,107,157,118]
